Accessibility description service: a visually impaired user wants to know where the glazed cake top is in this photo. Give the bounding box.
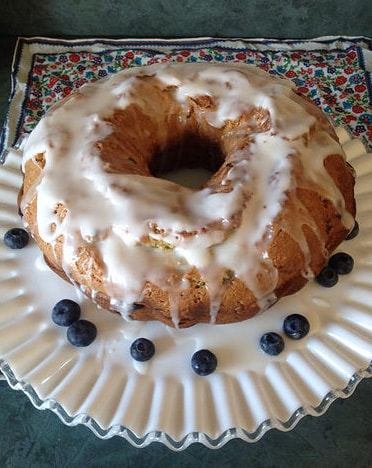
[20,62,354,325]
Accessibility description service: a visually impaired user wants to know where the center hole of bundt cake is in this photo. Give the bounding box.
[150,132,225,189]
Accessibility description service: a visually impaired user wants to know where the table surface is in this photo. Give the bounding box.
[0,0,370,39]
[0,35,371,467]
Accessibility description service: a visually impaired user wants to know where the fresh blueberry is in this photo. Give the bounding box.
[52,299,81,326]
[283,314,310,340]
[67,320,97,347]
[3,227,29,249]
[316,266,338,287]
[328,252,354,275]
[345,221,359,240]
[130,338,155,362]
[260,332,285,356]
[191,349,218,376]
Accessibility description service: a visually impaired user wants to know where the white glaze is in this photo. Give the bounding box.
[20,63,354,324]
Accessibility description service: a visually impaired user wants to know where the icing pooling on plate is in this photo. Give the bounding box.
[20,63,353,325]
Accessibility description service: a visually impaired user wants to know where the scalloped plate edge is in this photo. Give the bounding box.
[1,359,371,450]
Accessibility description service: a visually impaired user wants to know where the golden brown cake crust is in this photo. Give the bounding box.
[19,63,356,328]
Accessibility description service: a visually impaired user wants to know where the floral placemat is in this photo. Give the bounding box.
[1,36,372,160]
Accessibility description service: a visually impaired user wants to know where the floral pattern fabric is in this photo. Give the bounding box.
[2,37,372,155]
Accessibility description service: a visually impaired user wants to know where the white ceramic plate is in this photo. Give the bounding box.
[0,128,371,450]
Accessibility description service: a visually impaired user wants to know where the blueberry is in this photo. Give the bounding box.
[3,227,29,249]
[316,266,338,287]
[328,252,354,275]
[260,332,285,356]
[345,221,359,240]
[67,320,97,347]
[130,338,155,362]
[52,299,81,326]
[191,349,218,376]
[283,314,310,340]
